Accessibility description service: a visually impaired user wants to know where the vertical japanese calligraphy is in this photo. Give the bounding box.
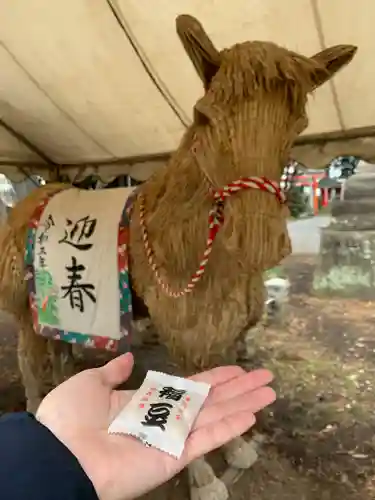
[59,215,98,312]
[61,256,96,312]
[58,216,97,250]
[158,387,187,401]
[34,213,59,325]
[36,214,55,269]
[141,402,173,431]
[141,385,188,430]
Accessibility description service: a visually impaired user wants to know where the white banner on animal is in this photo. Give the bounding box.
[34,187,135,339]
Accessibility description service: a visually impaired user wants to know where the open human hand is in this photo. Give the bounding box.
[37,353,276,500]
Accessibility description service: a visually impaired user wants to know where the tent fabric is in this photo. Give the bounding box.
[0,0,371,181]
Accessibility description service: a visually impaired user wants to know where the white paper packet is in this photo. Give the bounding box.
[108,370,211,459]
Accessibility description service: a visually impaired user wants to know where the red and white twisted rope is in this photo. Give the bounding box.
[139,176,285,298]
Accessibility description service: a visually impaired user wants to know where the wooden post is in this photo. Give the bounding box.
[312,176,319,215]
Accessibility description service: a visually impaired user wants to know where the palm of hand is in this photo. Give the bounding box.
[37,354,275,500]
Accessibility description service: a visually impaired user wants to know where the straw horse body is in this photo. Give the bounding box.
[0,14,356,500]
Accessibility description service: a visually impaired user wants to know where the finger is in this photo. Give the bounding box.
[109,365,244,415]
[194,386,276,429]
[183,410,257,464]
[189,365,245,388]
[109,389,136,421]
[204,369,274,406]
[98,352,134,388]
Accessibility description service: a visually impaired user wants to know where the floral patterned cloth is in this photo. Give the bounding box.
[24,190,137,352]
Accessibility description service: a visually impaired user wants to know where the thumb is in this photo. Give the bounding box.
[98,352,134,387]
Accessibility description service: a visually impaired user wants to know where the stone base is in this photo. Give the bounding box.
[331,199,375,230]
[313,227,375,299]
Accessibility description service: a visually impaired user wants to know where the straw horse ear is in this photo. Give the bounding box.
[176,14,221,91]
[309,45,358,89]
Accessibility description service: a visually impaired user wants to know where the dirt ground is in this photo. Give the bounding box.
[0,254,374,500]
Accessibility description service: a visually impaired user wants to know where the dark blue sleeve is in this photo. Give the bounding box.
[0,412,98,500]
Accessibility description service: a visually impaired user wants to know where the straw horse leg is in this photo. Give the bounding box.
[18,317,51,414]
[144,293,262,500]
[18,319,75,413]
[188,457,229,500]
[48,340,75,387]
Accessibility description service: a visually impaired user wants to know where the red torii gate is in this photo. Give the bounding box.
[293,173,329,215]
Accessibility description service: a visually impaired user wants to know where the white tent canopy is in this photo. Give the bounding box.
[0,0,371,181]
